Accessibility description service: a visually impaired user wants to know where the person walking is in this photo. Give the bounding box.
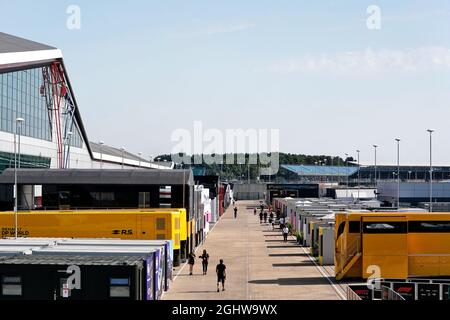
[259,210,263,224]
[268,211,273,229]
[188,252,196,275]
[279,217,285,229]
[282,225,289,243]
[199,249,209,275]
[263,211,268,223]
[216,259,227,292]
[234,207,238,219]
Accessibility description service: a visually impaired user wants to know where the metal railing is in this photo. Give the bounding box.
[381,286,405,300]
[337,237,361,274]
[346,286,362,300]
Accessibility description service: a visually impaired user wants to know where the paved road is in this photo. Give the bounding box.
[163,201,341,300]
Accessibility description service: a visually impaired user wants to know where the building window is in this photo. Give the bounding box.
[90,192,115,202]
[156,234,166,240]
[349,221,361,233]
[363,222,407,234]
[109,278,130,298]
[1,275,22,296]
[409,221,450,233]
[0,151,50,174]
[0,67,83,147]
[139,192,150,209]
[336,222,346,239]
[156,218,166,230]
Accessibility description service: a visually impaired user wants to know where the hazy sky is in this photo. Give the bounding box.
[2,0,450,164]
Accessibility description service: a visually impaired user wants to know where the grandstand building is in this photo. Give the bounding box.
[0,32,170,171]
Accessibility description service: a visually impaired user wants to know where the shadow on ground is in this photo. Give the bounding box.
[272,262,315,267]
[176,290,220,294]
[248,277,329,286]
[267,245,300,249]
[268,253,308,257]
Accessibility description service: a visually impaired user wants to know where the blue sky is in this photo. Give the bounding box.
[1,1,450,164]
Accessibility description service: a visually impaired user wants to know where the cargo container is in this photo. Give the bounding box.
[0,209,185,266]
[335,211,450,280]
[0,237,175,300]
[0,254,153,300]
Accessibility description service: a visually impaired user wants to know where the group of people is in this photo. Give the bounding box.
[255,206,290,242]
[182,201,292,294]
[187,250,227,292]
[255,208,277,229]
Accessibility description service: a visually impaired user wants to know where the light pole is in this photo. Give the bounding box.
[345,153,349,198]
[373,145,378,187]
[427,129,434,212]
[314,161,318,182]
[65,132,73,169]
[99,141,104,169]
[14,117,25,239]
[356,150,360,201]
[121,147,125,169]
[395,138,401,209]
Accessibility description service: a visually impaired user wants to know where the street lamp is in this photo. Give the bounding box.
[14,117,25,239]
[66,132,73,169]
[427,129,434,212]
[395,138,401,209]
[138,152,142,168]
[99,141,104,169]
[314,161,318,182]
[373,145,378,187]
[121,147,125,169]
[345,153,349,198]
[356,150,360,201]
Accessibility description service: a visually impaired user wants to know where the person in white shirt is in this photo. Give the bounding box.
[282,226,289,242]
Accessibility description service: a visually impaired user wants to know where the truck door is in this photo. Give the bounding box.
[362,216,408,279]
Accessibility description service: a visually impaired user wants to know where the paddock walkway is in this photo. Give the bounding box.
[163,200,342,300]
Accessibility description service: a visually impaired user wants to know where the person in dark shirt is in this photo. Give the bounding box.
[188,252,196,275]
[216,259,227,292]
[234,207,238,219]
[199,249,210,275]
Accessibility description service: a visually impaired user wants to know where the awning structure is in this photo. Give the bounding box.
[281,164,359,177]
[0,169,194,186]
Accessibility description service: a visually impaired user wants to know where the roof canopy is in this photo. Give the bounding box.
[281,164,358,177]
[0,32,62,70]
[0,169,194,186]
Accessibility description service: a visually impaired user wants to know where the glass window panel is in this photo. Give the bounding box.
[2,284,22,296]
[110,286,130,298]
